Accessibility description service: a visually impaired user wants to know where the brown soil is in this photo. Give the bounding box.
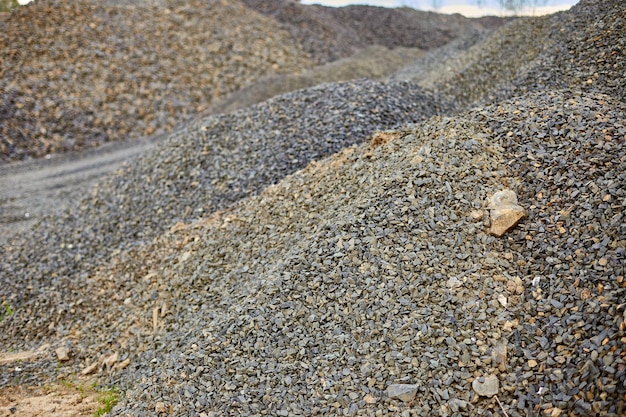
[0,345,104,417]
[0,384,100,417]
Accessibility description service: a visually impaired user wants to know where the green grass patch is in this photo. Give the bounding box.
[52,379,120,416]
[94,386,120,417]
[0,301,14,322]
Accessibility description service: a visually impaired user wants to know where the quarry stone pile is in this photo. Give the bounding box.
[0,1,624,416]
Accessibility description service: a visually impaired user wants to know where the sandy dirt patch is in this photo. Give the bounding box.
[0,384,102,417]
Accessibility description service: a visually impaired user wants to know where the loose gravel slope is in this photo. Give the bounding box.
[0,79,454,354]
[207,45,425,115]
[0,0,624,416]
[0,0,313,161]
[0,0,507,163]
[241,0,510,63]
[85,89,626,416]
[394,0,624,107]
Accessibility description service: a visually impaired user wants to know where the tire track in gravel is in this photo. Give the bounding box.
[0,134,165,244]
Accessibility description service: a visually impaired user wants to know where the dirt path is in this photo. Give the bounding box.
[0,135,163,244]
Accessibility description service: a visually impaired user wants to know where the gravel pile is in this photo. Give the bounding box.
[0,0,508,163]
[208,45,425,114]
[391,16,551,106]
[0,79,454,354]
[1,0,624,416]
[241,0,511,63]
[394,0,624,108]
[0,0,314,161]
[390,29,491,86]
[501,0,625,102]
[87,89,626,416]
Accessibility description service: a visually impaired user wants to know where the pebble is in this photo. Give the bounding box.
[363,394,377,404]
[81,362,98,375]
[104,352,118,369]
[492,343,507,372]
[387,384,419,402]
[448,398,470,412]
[488,189,526,237]
[472,375,499,397]
[154,402,167,413]
[55,346,70,362]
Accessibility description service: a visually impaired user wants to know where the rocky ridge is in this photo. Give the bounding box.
[207,45,426,115]
[395,0,624,106]
[241,0,509,63]
[111,89,624,416]
[0,79,454,350]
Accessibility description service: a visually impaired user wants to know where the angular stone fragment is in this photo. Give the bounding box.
[363,394,377,404]
[116,357,131,370]
[369,131,397,148]
[81,361,98,375]
[104,352,118,368]
[469,209,484,221]
[492,343,508,372]
[497,294,508,307]
[155,402,167,413]
[472,375,499,397]
[488,190,526,237]
[55,346,70,361]
[387,383,419,402]
[448,398,469,412]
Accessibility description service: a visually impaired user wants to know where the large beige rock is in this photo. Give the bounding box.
[488,190,526,237]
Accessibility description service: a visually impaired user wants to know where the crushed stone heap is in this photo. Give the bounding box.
[109,90,626,416]
[0,0,313,161]
[0,0,624,416]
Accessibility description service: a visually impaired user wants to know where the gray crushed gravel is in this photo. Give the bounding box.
[392,0,624,108]
[0,0,625,416]
[0,79,454,354]
[0,0,314,161]
[207,45,425,115]
[240,0,509,63]
[110,89,625,416]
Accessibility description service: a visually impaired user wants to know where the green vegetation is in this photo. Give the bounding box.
[94,387,120,417]
[53,380,120,416]
[0,300,14,322]
[0,0,19,13]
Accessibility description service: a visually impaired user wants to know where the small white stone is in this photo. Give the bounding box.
[104,352,118,368]
[55,346,70,361]
[155,402,167,413]
[497,294,508,307]
[472,375,499,397]
[81,362,98,375]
